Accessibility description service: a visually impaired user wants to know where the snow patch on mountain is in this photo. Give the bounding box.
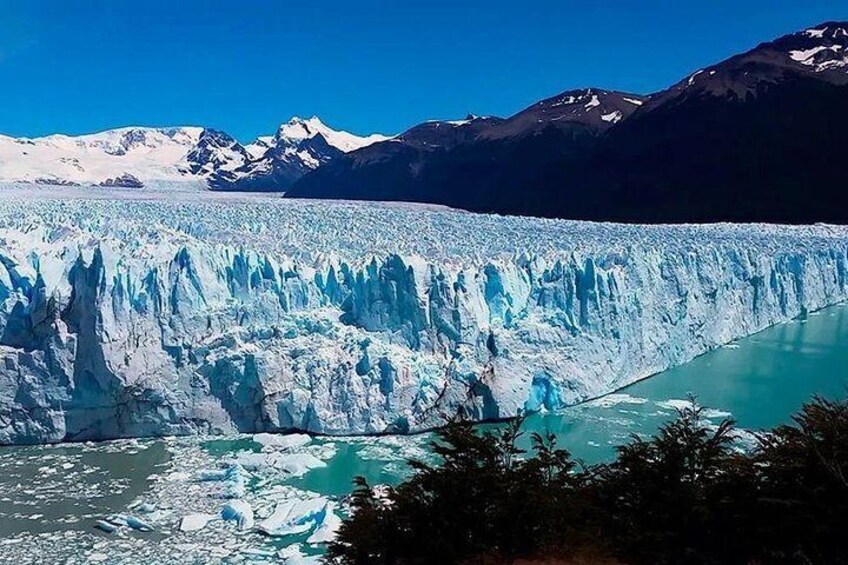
[784,24,848,73]
[601,110,623,123]
[0,187,846,444]
[789,44,848,71]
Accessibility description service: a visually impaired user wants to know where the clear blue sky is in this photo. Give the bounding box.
[0,0,845,141]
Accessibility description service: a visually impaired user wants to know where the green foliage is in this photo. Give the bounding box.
[326,396,848,565]
[753,397,848,563]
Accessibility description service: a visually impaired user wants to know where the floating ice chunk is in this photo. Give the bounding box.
[179,513,216,532]
[656,399,730,420]
[136,502,156,513]
[197,464,247,498]
[276,453,326,477]
[124,515,154,532]
[586,393,649,409]
[222,500,255,530]
[197,469,229,482]
[656,399,695,412]
[94,520,118,533]
[702,408,732,419]
[236,451,326,477]
[253,432,311,451]
[306,502,342,544]
[104,515,128,527]
[258,497,329,537]
[224,465,247,499]
[242,547,277,558]
[279,544,323,564]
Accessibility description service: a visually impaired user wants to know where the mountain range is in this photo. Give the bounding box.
[288,21,848,223]
[2,21,848,223]
[0,116,387,190]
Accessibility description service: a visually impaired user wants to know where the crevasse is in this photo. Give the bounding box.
[0,195,846,444]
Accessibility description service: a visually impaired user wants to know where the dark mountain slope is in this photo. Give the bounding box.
[551,21,848,222]
[289,22,848,224]
[286,90,646,211]
[564,78,848,223]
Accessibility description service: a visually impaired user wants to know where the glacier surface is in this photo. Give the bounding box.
[0,186,846,444]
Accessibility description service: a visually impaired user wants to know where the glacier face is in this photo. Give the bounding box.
[0,186,846,444]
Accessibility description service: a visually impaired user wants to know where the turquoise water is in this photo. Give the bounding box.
[0,304,845,562]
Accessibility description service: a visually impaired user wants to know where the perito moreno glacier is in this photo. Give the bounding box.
[1,186,847,444]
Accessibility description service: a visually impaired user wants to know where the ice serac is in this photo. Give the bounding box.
[0,194,847,444]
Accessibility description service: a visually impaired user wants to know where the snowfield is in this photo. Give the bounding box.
[0,185,846,444]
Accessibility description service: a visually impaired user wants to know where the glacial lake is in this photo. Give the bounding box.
[1,303,846,563]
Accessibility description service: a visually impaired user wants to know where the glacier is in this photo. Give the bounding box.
[0,185,846,444]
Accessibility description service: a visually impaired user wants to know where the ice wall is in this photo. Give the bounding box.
[0,194,846,443]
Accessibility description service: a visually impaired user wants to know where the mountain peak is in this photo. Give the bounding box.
[479,88,647,140]
[800,21,848,40]
[276,116,327,142]
[275,116,390,153]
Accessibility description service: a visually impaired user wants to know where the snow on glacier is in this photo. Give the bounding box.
[0,185,846,444]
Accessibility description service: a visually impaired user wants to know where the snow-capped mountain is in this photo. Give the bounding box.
[0,126,204,188]
[651,21,848,104]
[210,117,390,191]
[0,117,388,190]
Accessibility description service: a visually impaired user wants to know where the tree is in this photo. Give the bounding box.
[326,396,848,565]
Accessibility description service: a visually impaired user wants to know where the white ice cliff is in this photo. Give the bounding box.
[0,187,846,444]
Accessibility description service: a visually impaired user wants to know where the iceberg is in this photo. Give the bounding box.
[236,451,326,477]
[179,513,215,532]
[123,515,154,532]
[279,544,323,564]
[221,500,255,530]
[94,520,119,534]
[253,432,312,451]
[306,502,342,544]
[196,464,247,498]
[0,192,847,444]
[258,497,330,537]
